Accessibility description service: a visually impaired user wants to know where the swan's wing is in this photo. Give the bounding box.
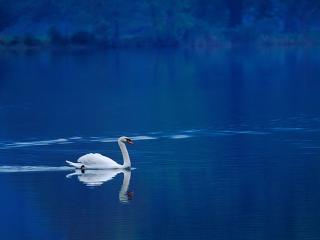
[77,153,113,164]
[77,153,120,168]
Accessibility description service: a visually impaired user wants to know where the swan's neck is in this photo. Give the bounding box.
[118,141,131,168]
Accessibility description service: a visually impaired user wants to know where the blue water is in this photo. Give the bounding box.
[0,48,320,240]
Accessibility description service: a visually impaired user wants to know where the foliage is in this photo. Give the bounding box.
[0,0,319,48]
[70,31,95,45]
[23,34,42,46]
[48,27,69,45]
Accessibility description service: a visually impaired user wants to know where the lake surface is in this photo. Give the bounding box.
[0,47,320,240]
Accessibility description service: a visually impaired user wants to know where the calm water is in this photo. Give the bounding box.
[0,48,320,240]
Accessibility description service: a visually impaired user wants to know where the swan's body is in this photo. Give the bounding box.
[66,136,133,170]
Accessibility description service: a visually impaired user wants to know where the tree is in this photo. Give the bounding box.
[226,0,244,28]
[0,1,13,31]
[147,0,194,45]
[280,0,320,32]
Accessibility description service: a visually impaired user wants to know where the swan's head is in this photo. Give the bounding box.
[119,136,134,144]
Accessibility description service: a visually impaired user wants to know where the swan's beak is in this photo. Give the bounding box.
[127,139,134,144]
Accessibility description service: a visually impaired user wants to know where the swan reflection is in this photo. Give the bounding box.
[66,169,132,203]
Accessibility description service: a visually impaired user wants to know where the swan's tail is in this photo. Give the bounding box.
[66,160,83,169]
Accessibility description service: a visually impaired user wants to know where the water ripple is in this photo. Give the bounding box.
[0,124,318,149]
[271,127,305,131]
[0,166,71,173]
[0,138,70,149]
[169,134,191,139]
[217,130,269,135]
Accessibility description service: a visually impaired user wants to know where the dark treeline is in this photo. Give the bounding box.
[0,0,320,48]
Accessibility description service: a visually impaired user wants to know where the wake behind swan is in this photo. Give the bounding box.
[0,165,71,173]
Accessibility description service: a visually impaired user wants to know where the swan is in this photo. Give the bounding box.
[66,136,133,170]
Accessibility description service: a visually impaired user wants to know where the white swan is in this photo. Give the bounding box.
[66,136,133,170]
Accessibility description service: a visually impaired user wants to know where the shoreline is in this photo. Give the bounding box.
[1,31,320,51]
